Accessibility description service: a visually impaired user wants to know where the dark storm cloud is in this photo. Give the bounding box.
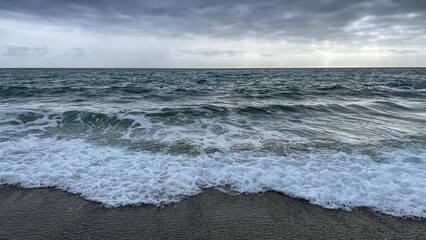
[2,44,47,56]
[1,0,425,44]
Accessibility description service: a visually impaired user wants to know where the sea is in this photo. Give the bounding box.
[0,68,425,218]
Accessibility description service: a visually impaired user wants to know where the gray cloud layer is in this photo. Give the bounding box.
[71,48,85,56]
[181,49,245,57]
[2,43,47,56]
[1,0,425,46]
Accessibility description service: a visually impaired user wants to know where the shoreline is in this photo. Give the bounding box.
[1,185,425,239]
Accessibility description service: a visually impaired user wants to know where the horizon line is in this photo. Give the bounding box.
[1,66,425,69]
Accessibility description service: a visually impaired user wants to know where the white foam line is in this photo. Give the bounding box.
[0,137,425,218]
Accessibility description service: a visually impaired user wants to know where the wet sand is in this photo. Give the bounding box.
[0,185,424,239]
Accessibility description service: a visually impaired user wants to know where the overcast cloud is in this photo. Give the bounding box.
[2,43,47,56]
[0,0,425,67]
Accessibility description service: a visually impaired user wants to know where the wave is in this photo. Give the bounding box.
[1,99,424,123]
[1,68,425,218]
[1,104,424,154]
[0,137,425,218]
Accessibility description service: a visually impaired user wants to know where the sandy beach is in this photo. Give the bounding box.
[0,185,424,239]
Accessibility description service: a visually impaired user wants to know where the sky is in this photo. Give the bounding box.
[0,0,425,68]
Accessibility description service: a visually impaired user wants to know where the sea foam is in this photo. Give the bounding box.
[0,137,425,218]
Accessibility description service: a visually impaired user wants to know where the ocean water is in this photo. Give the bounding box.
[0,68,425,218]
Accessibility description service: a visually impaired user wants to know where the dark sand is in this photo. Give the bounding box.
[0,185,424,239]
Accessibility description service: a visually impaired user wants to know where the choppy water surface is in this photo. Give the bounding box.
[0,68,425,217]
